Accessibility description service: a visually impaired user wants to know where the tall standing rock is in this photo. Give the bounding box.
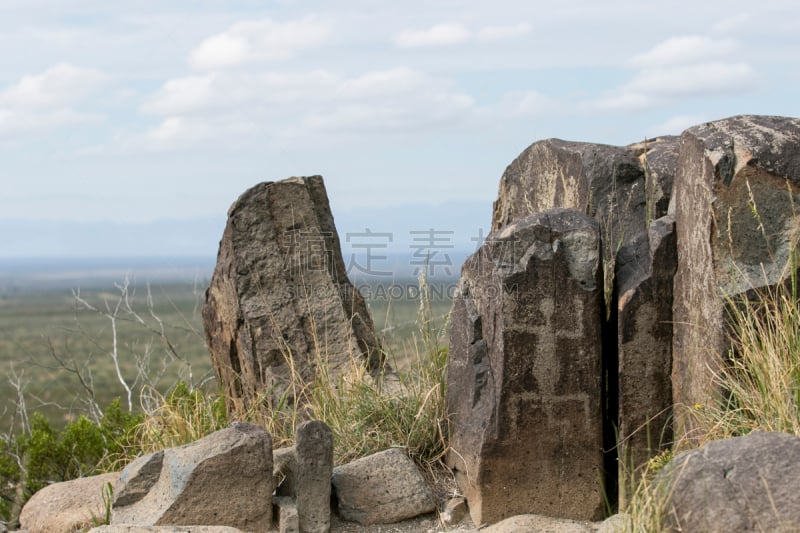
[203,177,381,412]
[446,208,605,525]
[672,115,800,440]
[616,216,677,482]
[489,137,679,503]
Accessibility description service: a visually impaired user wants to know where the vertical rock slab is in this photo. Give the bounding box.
[671,115,800,440]
[489,136,679,508]
[616,216,676,481]
[447,208,605,525]
[274,420,333,533]
[112,423,273,530]
[203,176,381,412]
[491,140,646,283]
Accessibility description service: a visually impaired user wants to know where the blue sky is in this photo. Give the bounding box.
[1,0,799,258]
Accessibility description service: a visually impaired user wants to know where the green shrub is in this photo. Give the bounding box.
[0,398,140,523]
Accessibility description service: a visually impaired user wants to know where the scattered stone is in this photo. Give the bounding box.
[203,176,381,412]
[19,472,121,533]
[89,527,245,533]
[332,448,435,525]
[274,497,299,533]
[447,208,605,525]
[671,115,800,439]
[273,420,333,533]
[439,497,468,527]
[112,423,272,531]
[596,513,629,533]
[616,216,676,479]
[479,514,598,533]
[662,431,800,532]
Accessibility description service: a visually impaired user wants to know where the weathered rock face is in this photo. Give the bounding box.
[447,208,605,524]
[479,513,598,533]
[486,135,680,509]
[628,136,680,222]
[19,472,123,533]
[491,139,647,273]
[616,216,676,479]
[332,448,434,525]
[112,423,273,530]
[662,431,800,532]
[203,176,381,412]
[671,115,800,439]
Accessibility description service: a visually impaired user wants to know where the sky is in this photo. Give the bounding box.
[1,0,799,260]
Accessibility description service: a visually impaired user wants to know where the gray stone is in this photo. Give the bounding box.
[203,176,381,412]
[596,513,629,533]
[112,423,272,530]
[274,497,299,533]
[439,496,468,527]
[89,527,245,533]
[19,472,121,533]
[332,448,435,525]
[616,216,676,480]
[662,431,800,532]
[274,420,333,533]
[446,208,605,525]
[671,115,800,440]
[114,451,164,507]
[480,514,598,533]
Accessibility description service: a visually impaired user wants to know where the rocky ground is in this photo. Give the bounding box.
[330,513,476,533]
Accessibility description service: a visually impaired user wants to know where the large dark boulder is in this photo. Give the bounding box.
[662,431,800,532]
[447,208,605,524]
[203,176,381,412]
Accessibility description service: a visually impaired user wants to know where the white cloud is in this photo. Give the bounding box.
[594,91,655,112]
[0,63,104,108]
[491,90,556,116]
[141,74,218,115]
[394,23,471,48]
[0,63,105,137]
[627,62,757,97]
[142,70,340,117]
[596,62,756,111]
[712,14,751,34]
[0,107,101,137]
[597,33,756,112]
[477,23,532,42]
[630,35,737,68]
[394,21,532,48]
[646,114,711,137]
[339,67,428,98]
[136,66,475,150]
[190,17,331,70]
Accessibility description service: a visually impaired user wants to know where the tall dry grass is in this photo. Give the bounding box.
[127,273,450,468]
